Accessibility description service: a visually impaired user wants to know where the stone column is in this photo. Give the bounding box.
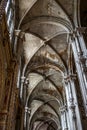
[24,78,29,104]
[24,107,31,130]
[60,105,68,130]
[20,76,29,105]
[20,76,26,102]
[63,74,82,130]
[14,30,25,56]
[75,27,87,54]
[69,33,87,114]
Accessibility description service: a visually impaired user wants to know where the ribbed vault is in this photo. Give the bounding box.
[18,0,74,130]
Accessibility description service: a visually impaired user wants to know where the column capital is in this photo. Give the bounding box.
[21,76,26,83]
[15,30,25,40]
[68,32,75,42]
[78,52,87,72]
[76,27,87,35]
[21,77,29,89]
[70,27,87,36]
[78,51,86,63]
[64,73,77,83]
[15,30,21,36]
[68,27,87,42]
[59,105,67,114]
[25,107,31,114]
[24,78,29,86]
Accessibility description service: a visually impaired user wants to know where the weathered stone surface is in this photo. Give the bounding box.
[0,0,87,130]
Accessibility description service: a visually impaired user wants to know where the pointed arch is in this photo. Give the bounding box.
[21,16,72,32]
[18,0,74,29]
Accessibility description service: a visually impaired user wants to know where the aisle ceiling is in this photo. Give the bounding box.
[19,0,74,129]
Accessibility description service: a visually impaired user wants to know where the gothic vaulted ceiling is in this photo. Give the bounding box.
[18,0,75,129]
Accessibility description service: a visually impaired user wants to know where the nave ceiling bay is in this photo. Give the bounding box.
[18,0,74,130]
